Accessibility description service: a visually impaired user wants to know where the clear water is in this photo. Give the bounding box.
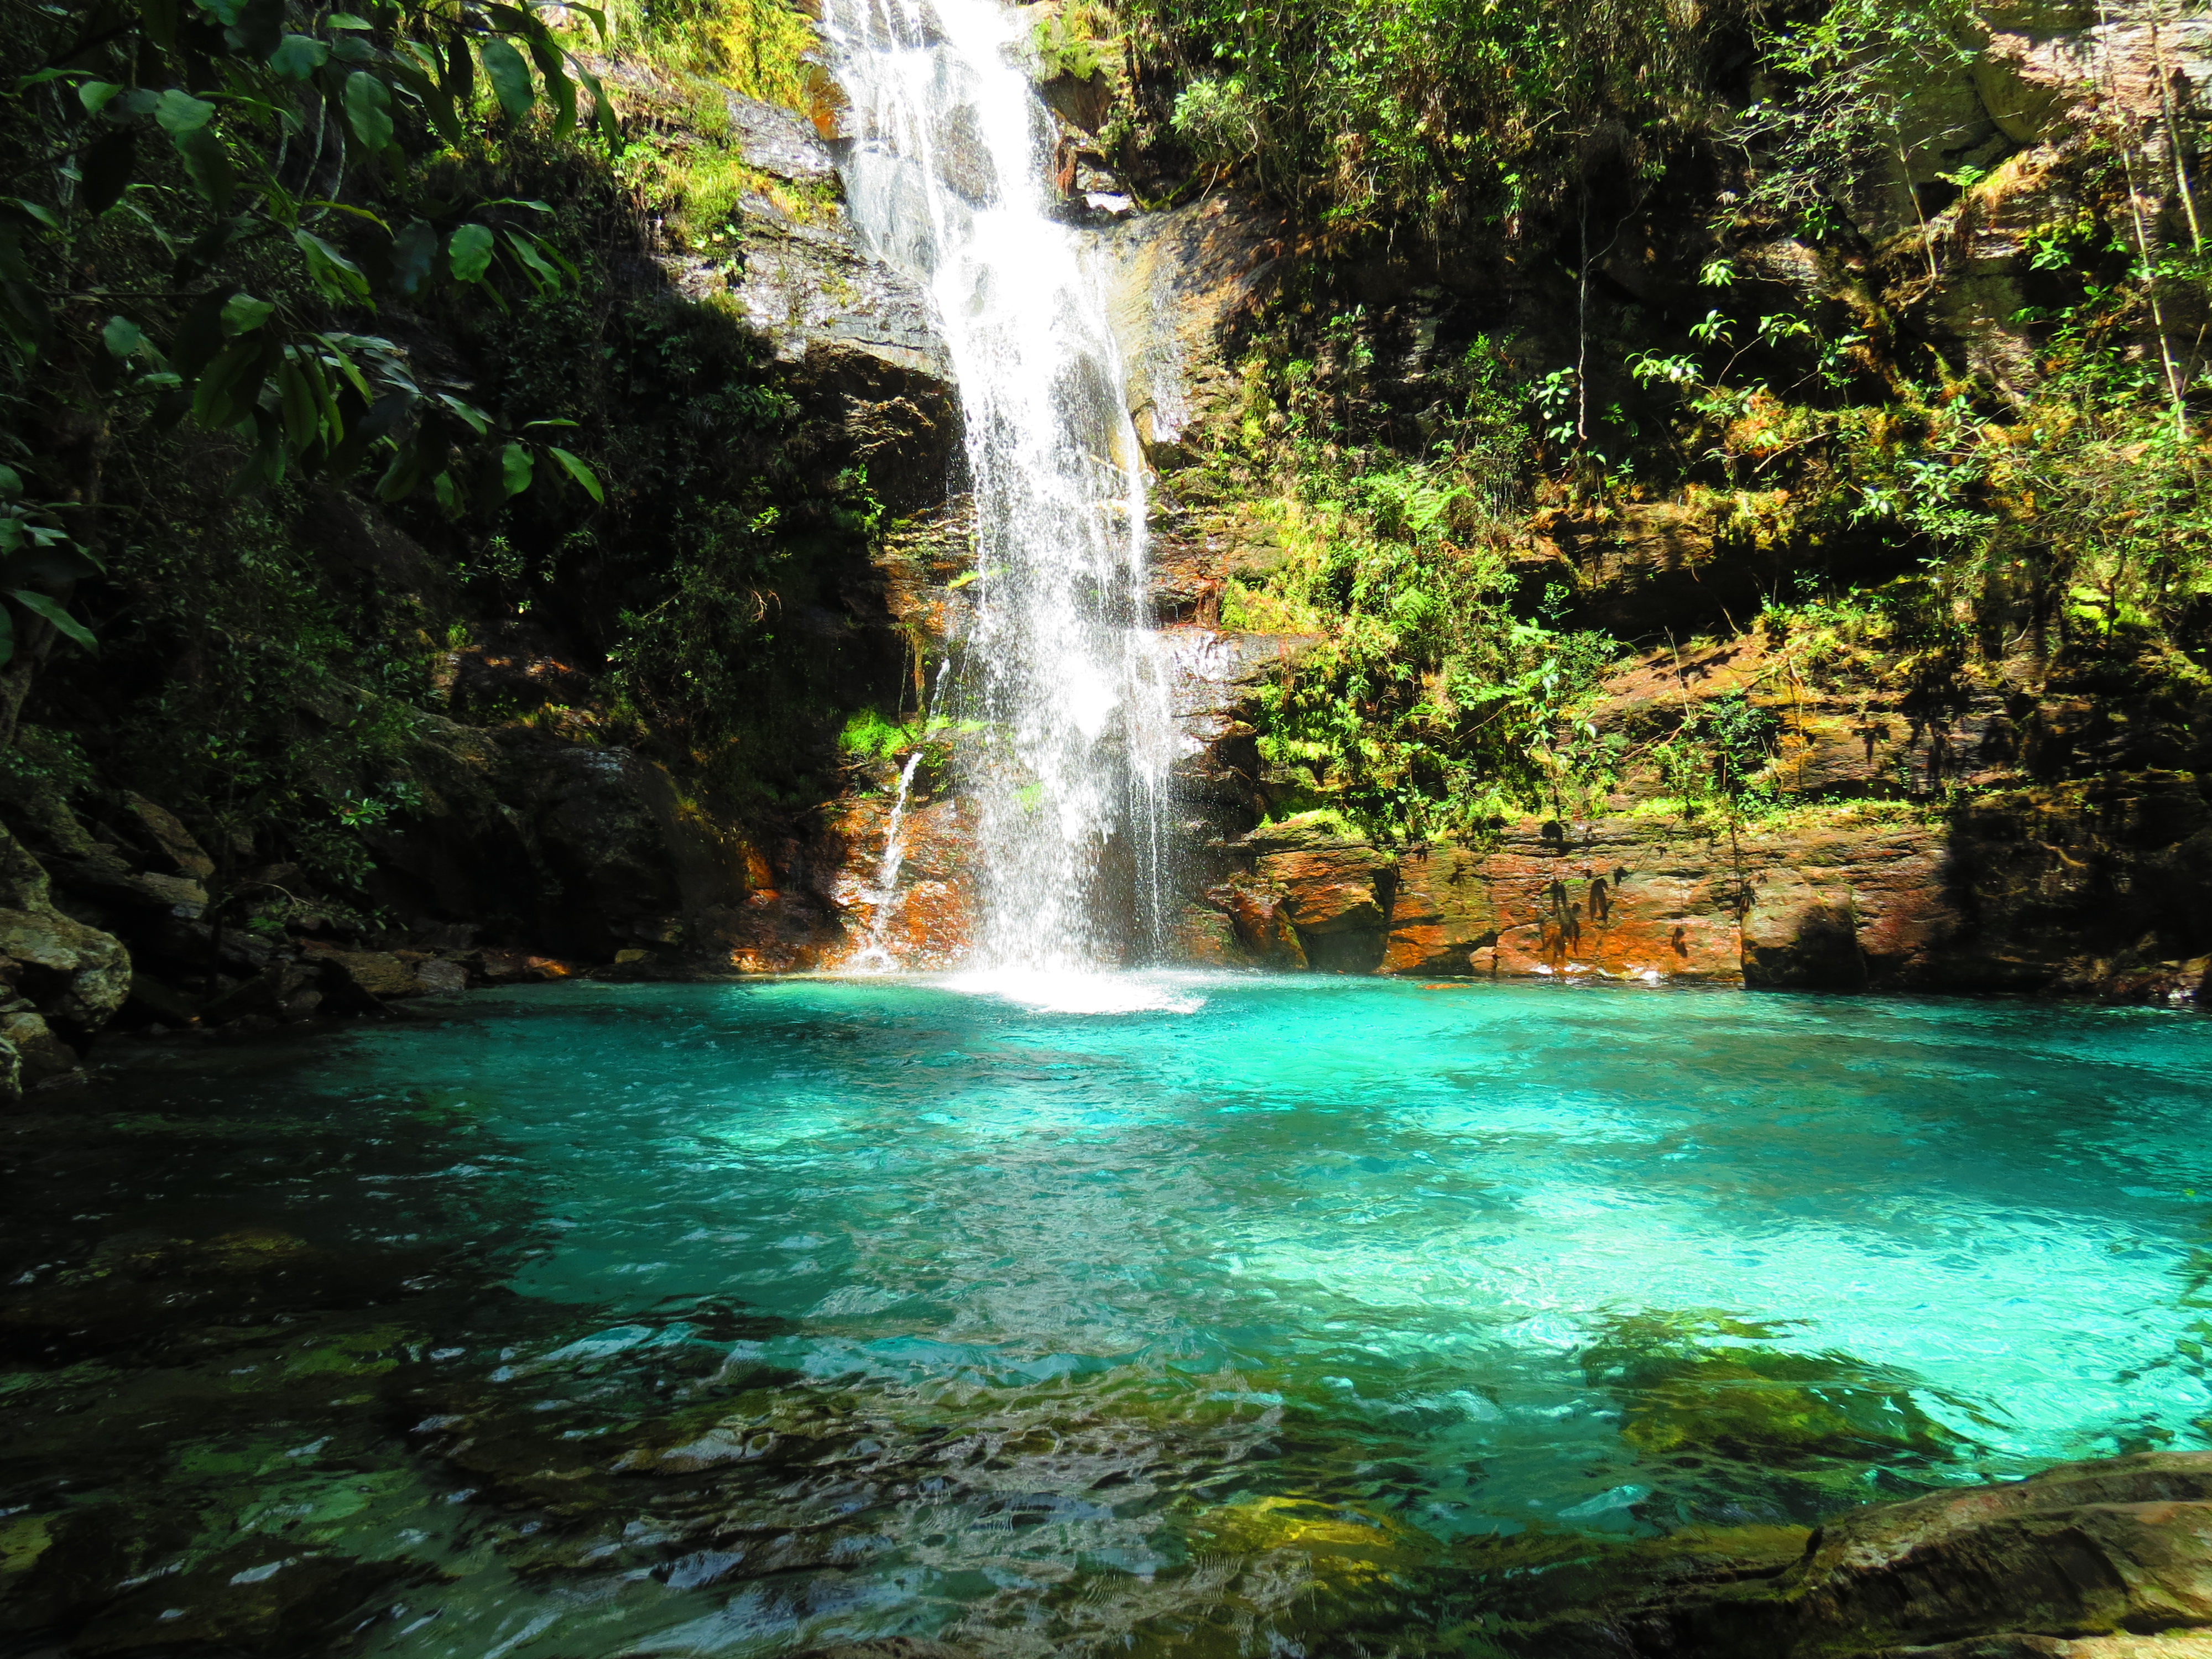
[4,978,2209,1657]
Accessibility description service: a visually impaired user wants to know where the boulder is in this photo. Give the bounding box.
[310,950,424,1005]
[0,823,130,1050]
[1218,881,1307,968]
[117,793,215,879]
[416,958,467,994]
[0,1008,77,1084]
[1496,1452,2212,1658]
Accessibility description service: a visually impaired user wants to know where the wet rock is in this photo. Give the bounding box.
[1381,842,1504,975]
[0,1504,196,1645]
[1583,1313,1964,1468]
[195,961,324,1026]
[359,719,769,964]
[118,792,216,880]
[1172,904,1242,965]
[124,969,202,1025]
[656,170,959,514]
[1,1006,78,1084]
[310,948,425,1005]
[415,958,468,994]
[1089,192,1286,465]
[1496,1452,2212,1658]
[1238,820,1397,971]
[0,822,131,1052]
[716,87,838,183]
[1217,880,1308,969]
[46,853,209,916]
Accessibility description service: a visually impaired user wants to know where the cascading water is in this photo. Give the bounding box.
[818,0,1178,972]
[847,658,950,972]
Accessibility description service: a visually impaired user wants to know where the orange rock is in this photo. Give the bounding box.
[1256,842,1392,934]
[1220,883,1307,968]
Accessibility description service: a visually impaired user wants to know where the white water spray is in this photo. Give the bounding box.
[819,0,1178,971]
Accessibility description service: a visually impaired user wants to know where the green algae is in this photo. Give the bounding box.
[1583,1312,1978,1467]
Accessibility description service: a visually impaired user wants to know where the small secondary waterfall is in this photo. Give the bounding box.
[820,0,1177,971]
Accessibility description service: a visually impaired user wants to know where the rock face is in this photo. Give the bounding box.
[597,59,962,515]
[819,787,977,972]
[0,821,129,1098]
[1180,785,2212,996]
[1494,1452,2212,1658]
[1088,194,1286,464]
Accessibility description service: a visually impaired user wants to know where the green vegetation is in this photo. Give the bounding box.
[1123,0,1726,241]
[0,0,886,925]
[1117,0,2212,841]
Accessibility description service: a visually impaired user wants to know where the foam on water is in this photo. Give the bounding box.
[941,966,1209,1015]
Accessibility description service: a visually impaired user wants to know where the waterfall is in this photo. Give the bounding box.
[818,0,1177,972]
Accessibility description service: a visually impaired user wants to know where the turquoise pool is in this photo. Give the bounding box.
[2,975,2207,1656]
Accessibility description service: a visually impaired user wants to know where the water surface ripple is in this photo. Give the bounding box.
[3,977,2208,1657]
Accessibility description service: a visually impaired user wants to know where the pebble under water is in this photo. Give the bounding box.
[3,975,2209,1657]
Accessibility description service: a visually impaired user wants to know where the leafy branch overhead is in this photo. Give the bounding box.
[0,0,614,661]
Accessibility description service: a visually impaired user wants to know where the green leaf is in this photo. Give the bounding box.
[229,407,286,494]
[277,358,321,453]
[504,227,561,290]
[224,0,284,58]
[101,315,144,357]
[343,71,394,150]
[478,37,535,122]
[573,59,618,148]
[0,233,51,356]
[191,332,272,427]
[294,228,371,304]
[174,126,236,210]
[326,11,373,26]
[78,80,125,114]
[447,221,494,283]
[441,30,475,108]
[390,218,438,296]
[499,441,532,497]
[154,88,216,135]
[140,0,180,51]
[563,3,608,44]
[546,445,602,503]
[78,128,137,216]
[0,202,53,238]
[10,591,96,653]
[375,431,436,501]
[169,286,237,378]
[0,466,19,496]
[411,66,462,146]
[221,291,274,333]
[0,604,13,670]
[268,33,329,78]
[524,35,575,138]
[430,394,486,436]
